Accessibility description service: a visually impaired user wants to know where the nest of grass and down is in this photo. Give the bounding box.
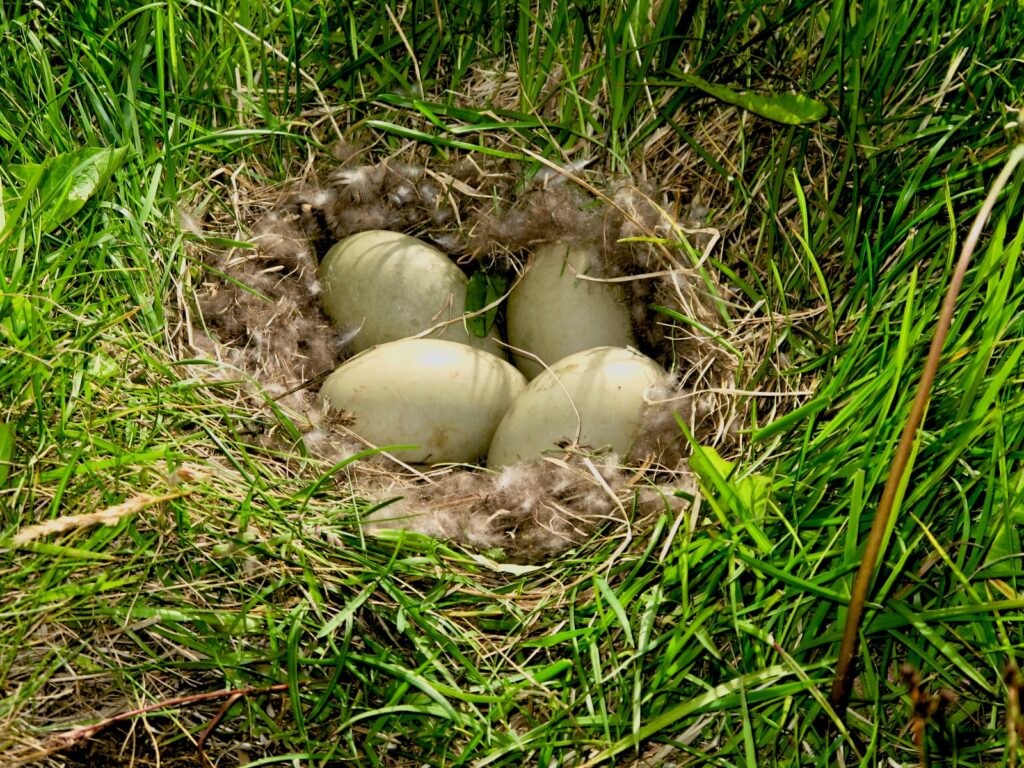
[166,100,824,756]
[183,134,766,564]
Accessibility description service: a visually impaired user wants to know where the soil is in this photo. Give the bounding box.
[51,721,212,768]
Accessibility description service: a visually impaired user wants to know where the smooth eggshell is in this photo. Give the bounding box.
[319,230,501,356]
[487,346,665,467]
[319,339,526,465]
[506,242,634,379]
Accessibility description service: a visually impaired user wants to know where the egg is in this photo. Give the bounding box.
[319,339,527,465]
[506,242,635,379]
[487,346,667,467]
[319,230,502,356]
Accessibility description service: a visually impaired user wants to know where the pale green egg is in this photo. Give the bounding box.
[320,339,526,465]
[319,230,502,356]
[487,346,666,467]
[506,242,634,379]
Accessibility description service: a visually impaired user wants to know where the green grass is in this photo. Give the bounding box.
[2,0,1024,765]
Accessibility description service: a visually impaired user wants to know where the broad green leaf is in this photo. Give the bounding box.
[670,72,828,125]
[87,350,119,380]
[688,444,775,555]
[689,444,774,519]
[465,271,506,338]
[9,145,129,232]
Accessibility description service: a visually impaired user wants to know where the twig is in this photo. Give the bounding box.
[198,690,247,767]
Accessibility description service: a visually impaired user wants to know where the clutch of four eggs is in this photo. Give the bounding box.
[317,230,667,466]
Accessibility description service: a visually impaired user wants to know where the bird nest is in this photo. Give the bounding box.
[178,143,754,563]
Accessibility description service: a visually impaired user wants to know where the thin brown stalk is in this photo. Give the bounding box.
[829,144,1024,716]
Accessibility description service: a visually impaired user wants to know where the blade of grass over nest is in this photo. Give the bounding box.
[666,71,829,125]
[364,119,525,159]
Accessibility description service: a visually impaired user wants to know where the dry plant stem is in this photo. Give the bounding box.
[829,144,1024,717]
[197,691,246,768]
[1008,664,1021,768]
[18,683,289,764]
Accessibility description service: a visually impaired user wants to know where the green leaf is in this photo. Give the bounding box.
[9,145,129,232]
[669,72,828,125]
[689,445,774,519]
[985,504,1024,575]
[0,295,38,346]
[595,574,634,648]
[87,350,119,380]
[365,120,524,159]
[465,271,506,338]
[0,421,14,488]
